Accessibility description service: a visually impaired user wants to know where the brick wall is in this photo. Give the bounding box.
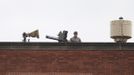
[0,50,133,75]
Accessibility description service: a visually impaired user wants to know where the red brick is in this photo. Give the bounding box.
[0,50,133,75]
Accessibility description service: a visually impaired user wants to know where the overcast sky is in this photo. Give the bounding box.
[0,0,134,42]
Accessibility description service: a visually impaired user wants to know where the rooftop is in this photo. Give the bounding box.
[0,42,134,50]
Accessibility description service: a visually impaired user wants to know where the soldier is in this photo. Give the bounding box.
[70,31,81,43]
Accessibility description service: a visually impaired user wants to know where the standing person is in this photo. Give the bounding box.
[70,31,81,43]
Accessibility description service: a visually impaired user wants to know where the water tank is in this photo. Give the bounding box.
[110,17,132,43]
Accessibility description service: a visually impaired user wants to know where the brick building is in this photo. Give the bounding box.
[0,42,133,75]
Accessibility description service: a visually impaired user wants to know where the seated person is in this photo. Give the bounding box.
[70,31,81,43]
